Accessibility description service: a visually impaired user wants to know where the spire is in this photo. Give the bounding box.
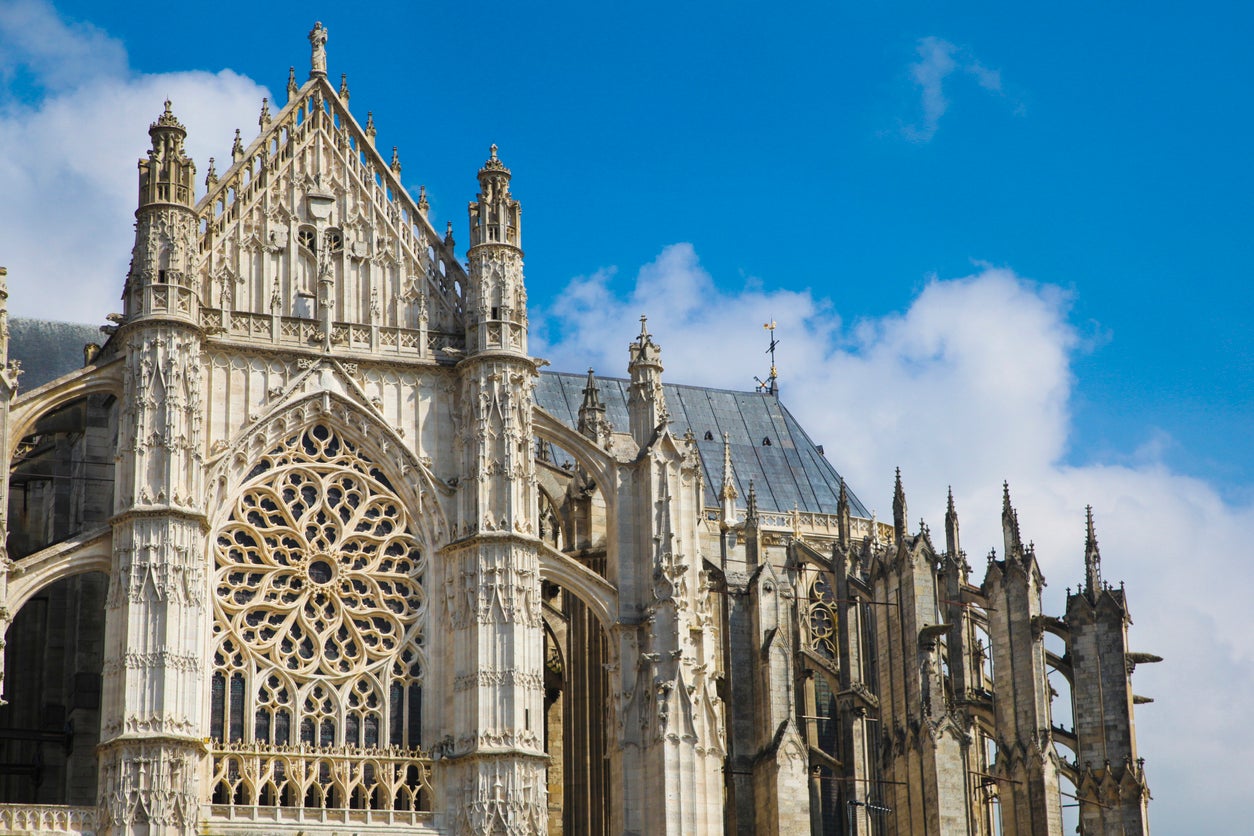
[287,66,298,102]
[945,486,960,558]
[627,315,667,447]
[577,368,607,441]
[719,433,737,502]
[837,478,851,547]
[746,479,759,523]
[339,72,350,103]
[892,467,907,542]
[308,21,329,78]
[1084,505,1102,596]
[1002,481,1023,556]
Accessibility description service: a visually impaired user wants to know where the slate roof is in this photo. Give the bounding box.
[535,371,869,517]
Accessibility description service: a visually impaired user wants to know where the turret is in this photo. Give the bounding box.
[137,101,195,211]
[465,145,527,355]
[125,101,200,324]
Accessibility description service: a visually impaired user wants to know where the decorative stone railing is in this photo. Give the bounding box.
[200,307,464,359]
[0,805,96,834]
[707,507,894,543]
[209,741,434,827]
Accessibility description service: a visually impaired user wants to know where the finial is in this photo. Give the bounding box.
[417,185,429,217]
[444,220,454,247]
[231,128,244,162]
[947,486,955,515]
[309,21,329,78]
[205,157,218,188]
[639,314,649,339]
[746,479,759,520]
[479,143,510,176]
[149,100,185,132]
[365,111,376,146]
[339,73,350,102]
[287,66,298,101]
[391,146,402,176]
[259,97,271,129]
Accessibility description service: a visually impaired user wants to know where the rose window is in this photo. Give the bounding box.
[210,424,429,814]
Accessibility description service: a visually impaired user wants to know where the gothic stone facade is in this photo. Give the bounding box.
[0,25,1154,836]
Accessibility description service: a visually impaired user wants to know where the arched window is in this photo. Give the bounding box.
[209,423,431,820]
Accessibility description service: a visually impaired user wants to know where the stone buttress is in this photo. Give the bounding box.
[1066,509,1153,835]
[438,147,548,833]
[98,103,206,835]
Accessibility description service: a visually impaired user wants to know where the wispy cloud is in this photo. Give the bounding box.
[902,36,1009,142]
[535,243,1252,833]
[0,0,268,323]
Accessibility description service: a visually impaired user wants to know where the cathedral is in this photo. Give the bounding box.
[0,24,1156,836]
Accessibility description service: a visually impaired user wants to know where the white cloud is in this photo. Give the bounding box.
[902,36,1010,142]
[0,0,269,323]
[535,243,1252,833]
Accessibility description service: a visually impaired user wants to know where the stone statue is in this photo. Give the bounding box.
[309,22,328,76]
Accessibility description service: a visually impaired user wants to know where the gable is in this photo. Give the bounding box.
[194,75,466,339]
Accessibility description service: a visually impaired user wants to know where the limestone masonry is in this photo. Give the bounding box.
[0,24,1154,836]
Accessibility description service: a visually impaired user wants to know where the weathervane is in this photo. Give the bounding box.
[755,319,779,395]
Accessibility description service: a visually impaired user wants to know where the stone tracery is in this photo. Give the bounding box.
[209,422,429,814]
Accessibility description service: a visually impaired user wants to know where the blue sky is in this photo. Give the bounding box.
[29,0,1251,493]
[2,1,1251,830]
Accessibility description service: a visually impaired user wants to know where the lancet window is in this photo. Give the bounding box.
[807,573,839,662]
[209,423,431,817]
